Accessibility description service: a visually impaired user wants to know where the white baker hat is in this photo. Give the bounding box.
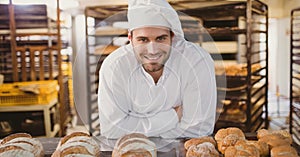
[127,0,184,38]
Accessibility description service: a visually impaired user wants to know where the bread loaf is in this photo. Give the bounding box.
[0,145,35,157]
[224,140,260,157]
[246,140,269,156]
[270,145,298,157]
[184,136,216,150]
[257,129,292,143]
[184,136,219,157]
[52,132,100,157]
[112,133,157,157]
[214,127,245,154]
[0,133,44,157]
[186,142,219,157]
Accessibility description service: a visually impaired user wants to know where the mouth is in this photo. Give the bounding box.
[144,54,162,62]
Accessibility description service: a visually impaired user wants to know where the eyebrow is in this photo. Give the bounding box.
[135,34,170,39]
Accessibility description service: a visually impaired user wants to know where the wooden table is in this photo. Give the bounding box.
[0,99,60,137]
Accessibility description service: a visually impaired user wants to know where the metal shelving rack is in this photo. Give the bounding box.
[84,5,128,136]
[182,0,269,132]
[0,0,71,136]
[290,7,300,146]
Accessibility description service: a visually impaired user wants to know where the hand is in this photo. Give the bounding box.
[174,105,183,121]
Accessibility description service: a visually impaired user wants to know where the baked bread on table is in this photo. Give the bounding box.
[52,132,100,157]
[112,133,157,157]
[0,132,44,157]
[214,127,245,154]
[224,140,260,157]
[270,145,299,157]
[256,129,299,157]
[184,136,219,157]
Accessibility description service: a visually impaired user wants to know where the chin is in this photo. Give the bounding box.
[144,63,164,72]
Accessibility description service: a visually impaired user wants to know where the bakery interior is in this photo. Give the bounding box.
[0,0,300,156]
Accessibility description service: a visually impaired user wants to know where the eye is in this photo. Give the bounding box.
[137,37,148,43]
[157,36,168,42]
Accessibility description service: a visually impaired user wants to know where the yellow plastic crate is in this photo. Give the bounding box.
[0,80,58,106]
[0,80,58,94]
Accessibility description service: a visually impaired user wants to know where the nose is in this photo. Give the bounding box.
[146,42,158,54]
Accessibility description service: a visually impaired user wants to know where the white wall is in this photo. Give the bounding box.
[275,18,290,97]
[266,0,300,97]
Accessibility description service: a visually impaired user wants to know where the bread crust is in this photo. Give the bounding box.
[214,127,245,141]
[52,132,100,157]
[59,132,90,146]
[186,142,220,157]
[270,145,298,157]
[112,133,156,157]
[224,140,260,157]
[0,133,32,145]
[184,136,216,150]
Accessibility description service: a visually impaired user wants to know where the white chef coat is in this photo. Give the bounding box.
[98,38,217,139]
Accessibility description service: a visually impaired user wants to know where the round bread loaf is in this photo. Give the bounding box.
[270,145,298,157]
[224,140,260,157]
[112,133,157,157]
[0,145,35,157]
[258,134,292,149]
[52,132,100,157]
[0,133,32,145]
[246,140,269,156]
[184,136,216,150]
[0,133,44,157]
[214,127,245,141]
[186,142,220,157]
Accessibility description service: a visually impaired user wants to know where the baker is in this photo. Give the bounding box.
[98,0,217,139]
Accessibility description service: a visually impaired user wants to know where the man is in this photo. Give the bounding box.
[98,0,217,139]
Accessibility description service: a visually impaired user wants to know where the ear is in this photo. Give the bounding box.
[170,31,174,39]
[128,30,132,40]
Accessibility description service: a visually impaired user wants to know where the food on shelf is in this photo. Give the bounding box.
[51,132,100,157]
[94,45,120,55]
[112,133,157,157]
[0,133,44,157]
[95,26,127,36]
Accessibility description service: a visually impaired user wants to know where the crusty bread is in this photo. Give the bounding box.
[270,145,298,157]
[112,133,157,157]
[52,132,100,157]
[224,140,260,157]
[246,140,269,156]
[217,134,246,154]
[184,136,216,150]
[0,133,44,157]
[121,149,152,157]
[257,129,292,143]
[186,142,220,157]
[0,133,32,145]
[0,145,35,157]
[258,134,292,149]
[214,127,245,141]
[59,132,90,146]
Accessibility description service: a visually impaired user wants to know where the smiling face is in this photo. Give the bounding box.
[129,27,173,73]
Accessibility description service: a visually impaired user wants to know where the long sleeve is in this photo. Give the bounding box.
[98,53,179,139]
[160,47,217,138]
